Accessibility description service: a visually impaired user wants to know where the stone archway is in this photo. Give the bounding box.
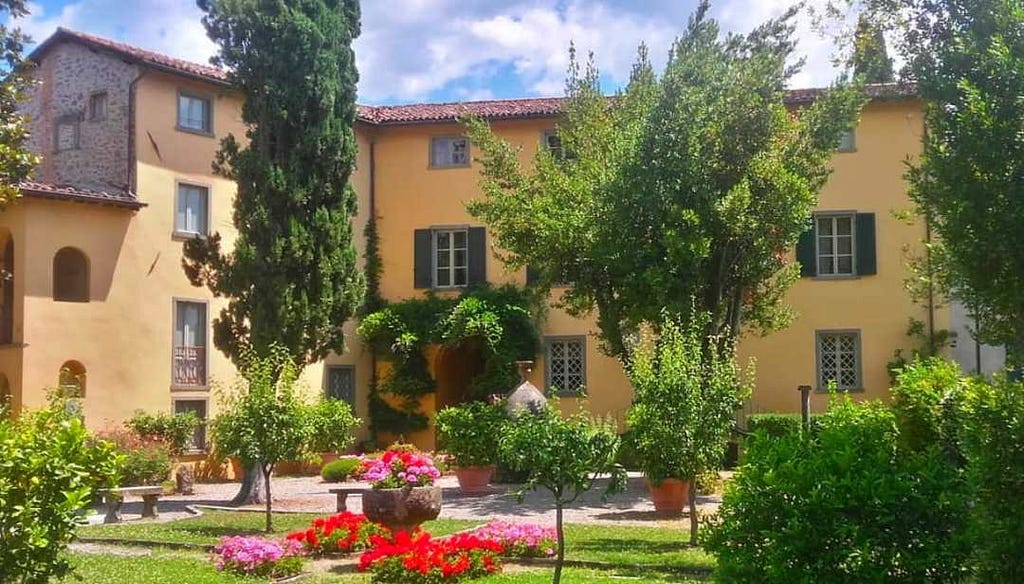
[433,340,486,411]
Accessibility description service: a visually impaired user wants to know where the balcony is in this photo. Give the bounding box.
[173,345,207,387]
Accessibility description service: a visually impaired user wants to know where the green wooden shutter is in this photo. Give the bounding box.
[467,227,487,286]
[856,212,877,275]
[413,229,432,289]
[796,223,817,277]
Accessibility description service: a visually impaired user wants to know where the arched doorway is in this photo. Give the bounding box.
[433,340,486,410]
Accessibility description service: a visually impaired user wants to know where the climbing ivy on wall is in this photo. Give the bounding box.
[357,285,542,438]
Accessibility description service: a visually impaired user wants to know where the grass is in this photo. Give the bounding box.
[70,551,707,583]
[77,510,476,546]
[562,523,714,570]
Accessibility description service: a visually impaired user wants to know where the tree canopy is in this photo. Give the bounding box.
[0,0,40,207]
[184,0,365,368]
[467,1,865,361]
[851,14,895,82]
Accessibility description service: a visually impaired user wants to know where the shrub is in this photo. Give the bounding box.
[961,374,1024,581]
[305,398,360,454]
[321,456,362,482]
[471,521,556,558]
[434,401,508,468]
[0,397,122,581]
[891,357,965,456]
[707,396,971,582]
[211,536,304,578]
[125,410,201,455]
[285,511,389,555]
[358,530,503,583]
[96,428,172,486]
[744,413,818,437]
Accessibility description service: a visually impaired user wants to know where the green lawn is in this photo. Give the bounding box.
[71,550,707,583]
[77,510,476,546]
[561,523,714,570]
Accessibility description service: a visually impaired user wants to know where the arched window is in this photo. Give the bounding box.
[58,360,86,398]
[53,247,89,302]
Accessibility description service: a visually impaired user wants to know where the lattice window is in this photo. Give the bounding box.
[430,136,469,168]
[325,366,356,409]
[546,337,585,395]
[816,214,856,276]
[817,331,860,390]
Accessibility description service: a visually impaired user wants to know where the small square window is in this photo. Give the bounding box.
[173,399,208,451]
[89,92,107,121]
[816,331,861,391]
[815,214,856,276]
[430,136,470,168]
[178,93,212,133]
[55,120,79,151]
[542,130,565,159]
[433,229,468,288]
[176,183,209,236]
[325,366,356,409]
[838,130,856,152]
[546,337,586,396]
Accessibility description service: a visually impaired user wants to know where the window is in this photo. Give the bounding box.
[175,183,209,236]
[325,366,356,409]
[429,136,469,168]
[816,331,861,391]
[545,337,586,396]
[53,247,89,302]
[815,214,856,276]
[174,399,208,451]
[433,229,468,288]
[55,119,80,151]
[542,129,574,160]
[58,360,86,398]
[173,300,207,387]
[838,130,856,152]
[89,92,107,121]
[178,92,211,133]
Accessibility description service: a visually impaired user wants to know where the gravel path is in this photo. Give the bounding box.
[101,472,721,528]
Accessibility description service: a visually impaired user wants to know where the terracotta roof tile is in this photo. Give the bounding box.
[19,181,145,210]
[32,28,229,85]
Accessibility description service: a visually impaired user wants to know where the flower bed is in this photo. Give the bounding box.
[471,520,556,558]
[212,535,304,579]
[285,511,389,555]
[358,530,503,582]
[358,449,441,488]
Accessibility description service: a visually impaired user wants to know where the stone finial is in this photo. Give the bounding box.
[515,360,533,382]
[505,360,547,417]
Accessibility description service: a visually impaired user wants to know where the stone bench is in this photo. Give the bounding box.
[99,486,164,523]
[329,487,370,512]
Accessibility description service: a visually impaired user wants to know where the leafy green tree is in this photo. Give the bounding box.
[0,396,122,582]
[851,14,895,82]
[499,407,626,584]
[210,348,312,532]
[186,0,364,502]
[626,312,751,544]
[467,1,864,361]
[0,0,40,207]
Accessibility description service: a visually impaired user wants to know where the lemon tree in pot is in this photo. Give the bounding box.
[626,313,750,543]
[435,401,508,495]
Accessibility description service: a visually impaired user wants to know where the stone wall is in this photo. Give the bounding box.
[24,41,139,192]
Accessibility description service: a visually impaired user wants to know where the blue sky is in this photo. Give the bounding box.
[13,0,846,105]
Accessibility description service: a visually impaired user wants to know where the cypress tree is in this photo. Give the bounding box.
[852,14,895,83]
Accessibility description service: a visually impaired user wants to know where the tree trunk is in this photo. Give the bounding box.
[553,502,565,584]
[231,464,265,505]
[263,465,273,533]
[688,479,699,545]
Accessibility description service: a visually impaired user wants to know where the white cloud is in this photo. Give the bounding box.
[13,0,850,105]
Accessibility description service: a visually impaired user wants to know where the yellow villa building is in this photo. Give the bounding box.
[0,28,1003,451]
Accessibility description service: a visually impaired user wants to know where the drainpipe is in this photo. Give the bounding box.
[367,132,378,441]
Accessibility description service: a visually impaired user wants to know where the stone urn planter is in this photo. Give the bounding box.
[453,465,495,495]
[362,486,442,533]
[646,478,689,517]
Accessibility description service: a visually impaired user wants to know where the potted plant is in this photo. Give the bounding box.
[306,398,361,465]
[626,314,748,535]
[357,448,443,533]
[434,401,508,495]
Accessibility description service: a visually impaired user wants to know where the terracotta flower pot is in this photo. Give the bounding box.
[362,486,442,534]
[646,478,690,517]
[454,465,495,495]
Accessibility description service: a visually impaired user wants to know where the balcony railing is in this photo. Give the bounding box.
[173,345,207,387]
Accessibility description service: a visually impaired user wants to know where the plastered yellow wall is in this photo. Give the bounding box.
[367,98,933,450]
